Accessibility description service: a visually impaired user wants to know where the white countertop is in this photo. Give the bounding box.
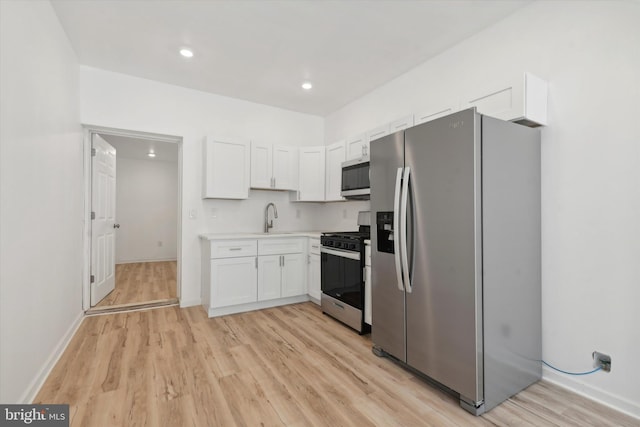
[199,231,323,240]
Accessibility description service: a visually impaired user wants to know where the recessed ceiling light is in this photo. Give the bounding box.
[148,151,156,158]
[301,82,313,90]
[180,48,194,58]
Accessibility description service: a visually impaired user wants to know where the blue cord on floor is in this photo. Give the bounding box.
[542,360,602,376]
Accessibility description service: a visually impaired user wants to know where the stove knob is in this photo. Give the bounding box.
[349,243,356,250]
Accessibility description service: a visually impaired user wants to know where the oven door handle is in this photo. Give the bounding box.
[393,167,404,291]
[320,247,361,261]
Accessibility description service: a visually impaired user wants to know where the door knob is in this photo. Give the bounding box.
[113,224,120,229]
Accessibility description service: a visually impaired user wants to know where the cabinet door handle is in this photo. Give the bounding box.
[230,247,242,251]
[282,256,285,267]
[273,177,277,188]
[255,257,258,269]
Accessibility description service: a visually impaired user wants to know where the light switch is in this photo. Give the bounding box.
[188,209,197,219]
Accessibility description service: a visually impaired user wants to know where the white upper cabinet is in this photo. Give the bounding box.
[344,116,412,163]
[389,115,415,132]
[202,136,250,199]
[460,72,548,126]
[250,141,273,189]
[415,105,458,125]
[250,142,298,191]
[366,124,390,145]
[325,140,346,202]
[272,145,298,190]
[294,146,326,201]
[345,133,367,161]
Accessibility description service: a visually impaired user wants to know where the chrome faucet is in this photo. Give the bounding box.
[264,202,278,233]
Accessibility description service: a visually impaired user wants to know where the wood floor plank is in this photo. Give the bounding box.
[229,343,315,426]
[95,261,177,308]
[34,303,639,427]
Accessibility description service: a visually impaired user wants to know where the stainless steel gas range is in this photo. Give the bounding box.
[320,212,370,334]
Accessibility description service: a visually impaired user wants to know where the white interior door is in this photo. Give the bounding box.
[91,134,117,306]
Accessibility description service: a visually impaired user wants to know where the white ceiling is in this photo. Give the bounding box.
[100,134,179,162]
[51,0,531,116]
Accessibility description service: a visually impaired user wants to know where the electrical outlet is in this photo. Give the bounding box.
[211,208,218,219]
[343,209,347,219]
[592,351,611,372]
[188,209,197,219]
[296,209,300,219]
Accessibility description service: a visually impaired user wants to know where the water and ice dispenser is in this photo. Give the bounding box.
[376,211,395,253]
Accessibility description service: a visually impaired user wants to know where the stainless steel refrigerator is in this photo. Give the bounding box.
[370,108,541,415]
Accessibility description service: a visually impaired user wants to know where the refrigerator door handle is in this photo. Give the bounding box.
[393,167,404,291]
[401,166,412,293]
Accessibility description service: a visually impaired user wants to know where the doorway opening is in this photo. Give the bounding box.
[82,126,182,314]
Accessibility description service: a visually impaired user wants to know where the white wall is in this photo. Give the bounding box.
[325,1,640,418]
[0,1,83,403]
[115,157,178,263]
[79,67,325,306]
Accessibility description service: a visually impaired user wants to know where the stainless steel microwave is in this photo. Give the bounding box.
[341,157,370,199]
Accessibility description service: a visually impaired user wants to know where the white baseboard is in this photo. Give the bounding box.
[116,258,177,264]
[180,298,201,308]
[21,311,84,403]
[543,367,640,420]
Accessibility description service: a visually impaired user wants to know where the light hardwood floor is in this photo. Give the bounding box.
[95,261,177,308]
[35,303,636,426]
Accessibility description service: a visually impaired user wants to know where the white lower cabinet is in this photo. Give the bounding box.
[210,256,258,308]
[202,236,310,317]
[307,238,321,303]
[281,253,306,297]
[258,253,306,300]
[258,255,281,301]
[308,253,321,303]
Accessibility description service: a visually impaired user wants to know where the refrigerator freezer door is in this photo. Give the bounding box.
[403,109,484,404]
[370,131,406,362]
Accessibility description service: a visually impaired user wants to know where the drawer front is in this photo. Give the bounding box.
[258,238,305,255]
[308,238,321,255]
[210,239,258,259]
[365,243,371,266]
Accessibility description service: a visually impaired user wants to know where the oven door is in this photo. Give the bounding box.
[321,247,363,309]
